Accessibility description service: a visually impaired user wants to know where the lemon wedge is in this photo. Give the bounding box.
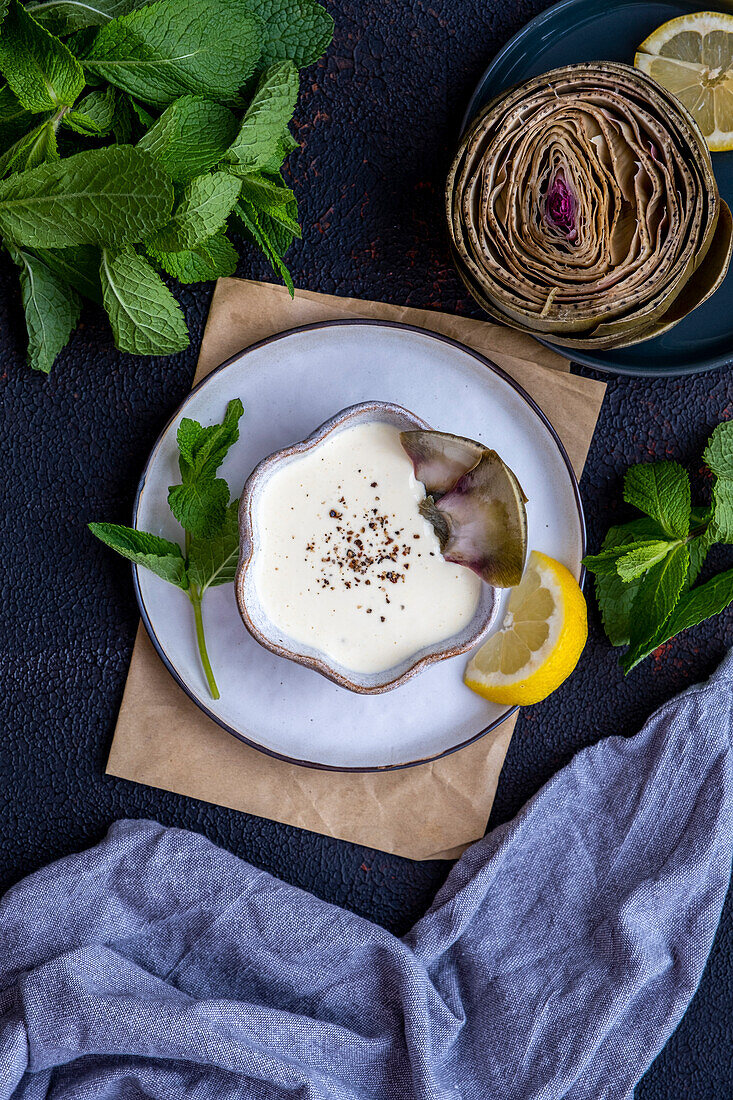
[464,550,587,706]
[634,12,733,151]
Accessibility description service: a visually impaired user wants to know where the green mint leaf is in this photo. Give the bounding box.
[256,203,296,257]
[84,0,262,108]
[232,196,293,293]
[28,244,102,303]
[9,244,81,372]
[593,520,667,647]
[621,567,733,672]
[25,0,155,36]
[187,498,239,591]
[176,397,243,478]
[687,531,712,587]
[146,171,241,252]
[221,61,298,175]
[0,116,58,176]
[88,521,188,587]
[616,540,678,581]
[238,171,300,235]
[582,540,667,577]
[253,0,333,69]
[63,86,117,135]
[0,145,173,246]
[99,245,189,355]
[0,0,85,111]
[110,87,138,142]
[583,545,641,577]
[0,84,38,148]
[137,95,238,183]
[168,477,229,538]
[627,542,689,652]
[711,479,733,543]
[128,97,155,127]
[623,460,691,539]
[145,227,238,283]
[703,419,733,481]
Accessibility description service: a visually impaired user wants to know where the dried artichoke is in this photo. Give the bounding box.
[446,62,733,351]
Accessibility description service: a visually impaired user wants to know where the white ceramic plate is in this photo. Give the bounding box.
[133,320,585,770]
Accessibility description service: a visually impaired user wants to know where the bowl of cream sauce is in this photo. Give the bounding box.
[236,401,498,693]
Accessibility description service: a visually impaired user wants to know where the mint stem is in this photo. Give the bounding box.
[189,587,219,700]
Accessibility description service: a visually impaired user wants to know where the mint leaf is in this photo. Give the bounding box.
[177,397,243,478]
[137,95,238,183]
[28,244,102,303]
[254,0,333,68]
[221,61,298,174]
[145,227,238,282]
[9,245,81,372]
[168,477,229,538]
[0,84,38,147]
[0,145,173,246]
[128,96,155,127]
[25,0,155,35]
[256,203,297,257]
[621,567,733,672]
[711,479,733,543]
[99,245,189,355]
[84,0,262,108]
[623,460,691,539]
[187,498,239,591]
[238,171,300,235]
[584,545,643,577]
[0,0,85,111]
[146,171,241,251]
[110,88,137,142]
[88,521,188,587]
[0,117,58,176]
[63,87,117,135]
[233,196,293,292]
[591,518,666,646]
[703,420,733,480]
[169,398,243,536]
[616,540,678,581]
[627,542,689,653]
[688,534,712,587]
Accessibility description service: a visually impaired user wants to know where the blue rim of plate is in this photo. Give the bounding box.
[458,0,733,378]
[130,318,587,772]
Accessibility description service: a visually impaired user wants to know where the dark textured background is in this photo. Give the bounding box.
[1,0,732,1095]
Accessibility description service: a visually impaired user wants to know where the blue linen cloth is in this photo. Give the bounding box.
[2,654,733,1100]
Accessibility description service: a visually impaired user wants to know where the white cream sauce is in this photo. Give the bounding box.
[254,421,482,674]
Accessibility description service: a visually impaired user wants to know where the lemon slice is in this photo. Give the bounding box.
[464,550,587,706]
[634,12,733,151]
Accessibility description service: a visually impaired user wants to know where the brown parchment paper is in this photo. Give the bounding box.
[106,280,606,861]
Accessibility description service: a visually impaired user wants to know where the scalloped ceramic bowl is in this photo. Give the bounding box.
[235,401,498,694]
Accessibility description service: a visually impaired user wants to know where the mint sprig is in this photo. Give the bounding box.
[90,397,244,699]
[583,421,733,672]
[0,0,334,373]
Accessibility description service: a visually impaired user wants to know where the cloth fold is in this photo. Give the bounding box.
[3,653,733,1099]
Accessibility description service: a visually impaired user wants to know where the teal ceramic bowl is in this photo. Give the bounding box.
[462,0,733,377]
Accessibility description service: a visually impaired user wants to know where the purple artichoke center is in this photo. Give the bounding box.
[545,173,577,240]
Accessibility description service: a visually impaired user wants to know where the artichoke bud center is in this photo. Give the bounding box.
[545,171,578,241]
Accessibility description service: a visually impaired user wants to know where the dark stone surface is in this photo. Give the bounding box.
[0,0,731,1095]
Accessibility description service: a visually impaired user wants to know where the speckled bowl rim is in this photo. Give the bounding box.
[234,400,498,693]
[131,318,586,773]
